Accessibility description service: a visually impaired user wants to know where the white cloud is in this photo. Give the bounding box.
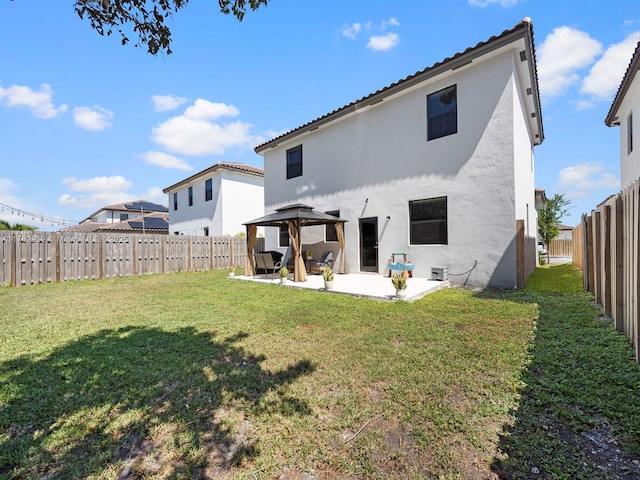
[581,32,640,100]
[140,186,166,203]
[152,94,189,112]
[468,0,521,6]
[151,99,257,156]
[342,22,361,40]
[381,17,400,29]
[140,151,193,171]
[538,27,603,98]
[59,175,136,208]
[0,83,68,119]
[557,163,619,198]
[73,106,113,131]
[367,33,400,52]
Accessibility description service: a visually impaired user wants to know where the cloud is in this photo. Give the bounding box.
[468,0,521,6]
[152,94,189,112]
[58,175,137,209]
[151,99,257,156]
[73,106,113,131]
[581,32,640,100]
[0,83,68,119]
[367,33,400,52]
[381,17,400,29]
[140,151,193,171]
[140,186,166,203]
[557,163,619,199]
[342,22,361,40]
[538,27,603,98]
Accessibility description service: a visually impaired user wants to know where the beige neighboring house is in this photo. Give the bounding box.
[61,200,169,234]
[163,162,264,237]
[605,39,640,188]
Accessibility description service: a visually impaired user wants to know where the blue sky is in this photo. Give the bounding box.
[0,0,638,229]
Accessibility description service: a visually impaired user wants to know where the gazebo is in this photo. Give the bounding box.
[244,204,348,282]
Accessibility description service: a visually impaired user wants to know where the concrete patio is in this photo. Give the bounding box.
[231,272,450,302]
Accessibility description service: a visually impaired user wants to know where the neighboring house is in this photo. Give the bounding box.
[605,39,640,188]
[60,211,169,234]
[162,162,264,237]
[556,225,573,241]
[254,19,543,289]
[81,200,168,224]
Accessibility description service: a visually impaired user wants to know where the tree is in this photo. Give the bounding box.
[0,220,37,231]
[69,0,268,55]
[537,193,571,263]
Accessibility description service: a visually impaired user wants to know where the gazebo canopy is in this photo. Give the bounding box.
[243,203,347,227]
[244,203,348,281]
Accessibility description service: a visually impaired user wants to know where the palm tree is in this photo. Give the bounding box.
[0,221,37,231]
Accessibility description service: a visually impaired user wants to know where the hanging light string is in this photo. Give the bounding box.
[0,202,79,227]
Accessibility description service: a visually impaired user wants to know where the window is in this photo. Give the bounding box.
[286,145,303,179]
[409,197,447,245]
[629,112,634,154]
[173,192,178,211]
[427,85,457,141]
[119,213,129,221]
[205,179,213,201]
[188,186,193,206]
[203,227,209,237]
[325,210,340,242]
[279,225,290,247]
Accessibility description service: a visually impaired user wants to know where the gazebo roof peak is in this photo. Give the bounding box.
[275,203,314,212]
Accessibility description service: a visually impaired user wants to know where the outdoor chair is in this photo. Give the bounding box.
[310,250,334,274]
[256,253,282,278]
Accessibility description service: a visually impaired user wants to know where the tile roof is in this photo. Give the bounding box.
[605,39,640,126]
[162,161,264,193]
[255,18,543,153]
[82,200,168,223]
[61,212,169,234]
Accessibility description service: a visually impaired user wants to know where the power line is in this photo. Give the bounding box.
[0,202,79,227]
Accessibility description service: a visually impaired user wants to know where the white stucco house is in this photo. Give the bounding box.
[162,162,264,237]
[605,39,640,188]
[81,200,168,224]
[254,19,544,289]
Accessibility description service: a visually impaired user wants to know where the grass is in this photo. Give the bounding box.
[0,265,639,478]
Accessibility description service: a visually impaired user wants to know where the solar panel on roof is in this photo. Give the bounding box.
[126,201,168,212]
[129,217,168,230]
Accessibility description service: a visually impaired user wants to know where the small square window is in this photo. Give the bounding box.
[427,85,457,141]
[409,197,447,245]
[286,145,303,179]
[119,213,129,221]
[203,227,209,237]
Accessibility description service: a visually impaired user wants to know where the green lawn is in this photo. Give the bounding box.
[0,265,638,479]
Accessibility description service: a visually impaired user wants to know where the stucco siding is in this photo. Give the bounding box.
[618,78,640,188]
[263,51,529,288]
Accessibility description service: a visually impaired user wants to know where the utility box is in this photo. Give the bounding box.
[431,266,448,281]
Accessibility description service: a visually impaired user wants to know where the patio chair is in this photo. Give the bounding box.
[310,250,334,274]
[258,253,283,278]
[254,253,268,276]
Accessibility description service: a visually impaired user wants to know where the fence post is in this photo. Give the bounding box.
[614,196,624,331]
[603,205,612,317]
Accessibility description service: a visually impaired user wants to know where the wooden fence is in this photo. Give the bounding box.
[548,238,573,257]
[0,232,264,287]
[576,180,638,361]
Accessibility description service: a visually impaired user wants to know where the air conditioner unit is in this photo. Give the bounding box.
[431,266,448,281]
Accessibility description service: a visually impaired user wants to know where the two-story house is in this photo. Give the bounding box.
[254,19,543,289]
[605,39,640,188]
[163,162,264,237]
[80,200,168,224]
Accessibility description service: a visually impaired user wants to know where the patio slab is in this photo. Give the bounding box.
[231,272,449,302]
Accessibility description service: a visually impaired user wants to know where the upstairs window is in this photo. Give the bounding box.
[628,112,634,155]
[119,213,129,221]
[279,225,290,247]
[286,145,303,179]
[427,85,457,141]
[205,179,213,201]
[409,197,448,245]
[325,210,340,242]
[173,192,178,211]
[188,186,193,206]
